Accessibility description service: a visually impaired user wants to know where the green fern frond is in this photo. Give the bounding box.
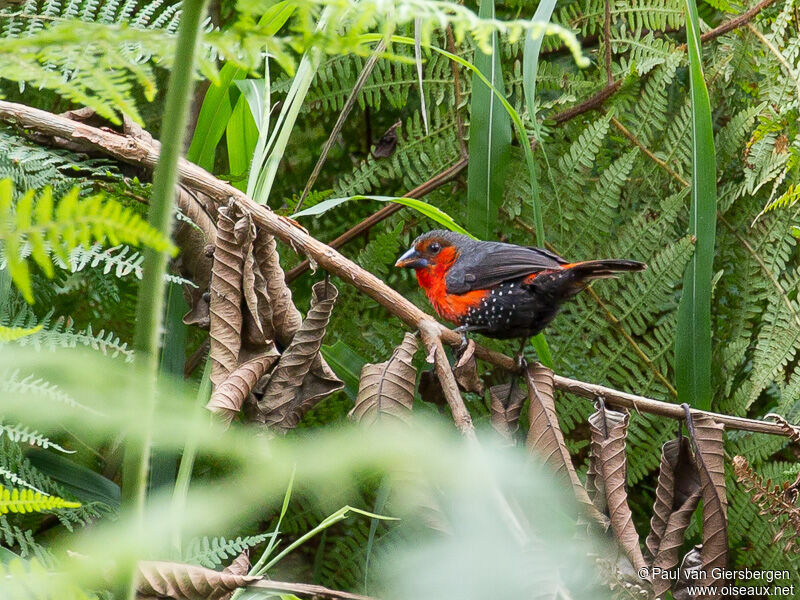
[0,423,72,454]
[184,533,277,569]
[554,113,612,198]
[0,179,177,302]
[0,324,42,342]
[0,369,93,412]
[357,223,404,278]
[0,519,55,567]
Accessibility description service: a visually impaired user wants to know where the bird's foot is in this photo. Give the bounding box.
[454,325,471,358]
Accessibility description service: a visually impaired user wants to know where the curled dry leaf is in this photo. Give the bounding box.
[253,230,302,348]
[257,280,343,431]
[349,332,418,426]
[525,364,608,528]
[206,350,279,425]
[646,437,701,598]
[136,560,257,600]
[222,551,250,576]
[371,119,401,158]
[586,402,626,512]
[209,205,246,387]
[241,235,274,357]
[453,340,484,395]
[689,414,728,592]
[489,381,525,443]
[588,405,647,573]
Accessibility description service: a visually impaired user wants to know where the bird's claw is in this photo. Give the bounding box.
[454,326,470,358]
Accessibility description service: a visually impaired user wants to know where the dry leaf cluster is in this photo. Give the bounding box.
[175,195,342,430]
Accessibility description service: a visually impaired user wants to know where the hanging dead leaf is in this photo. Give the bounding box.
[136,560,257,600]
[349,332,418,426]
[209,205,247,387]
[646,437,701,598]
[689,414,728,591]
[253,231,302,348]
[587,406,647,573]
[257,281,343,430]
[525,364,608,527]
[452,341,484,395]
[241,243,274,357]
[371,119,401,158]
[585,404,624,513]
[206,350,280,425]
[489,381,525,443]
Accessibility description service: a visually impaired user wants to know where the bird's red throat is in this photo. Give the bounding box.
[414,247,487,324]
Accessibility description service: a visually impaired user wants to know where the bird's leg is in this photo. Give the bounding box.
[514,338,528,373]
[453,325,472,358]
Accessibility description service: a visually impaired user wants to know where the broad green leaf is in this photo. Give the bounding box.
[291,195,472,237]
[674,0,717,411]
[466,0,512,240]
[227,95,260,192]
[187,62,244,171]
[27,449,120,510]
[321,341,367,400]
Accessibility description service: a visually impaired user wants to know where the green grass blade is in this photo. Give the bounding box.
[466,0,512,241]
[187,62,245,171]
[291,195,472,237]
[674,0,717,410]
[522,0,557,246]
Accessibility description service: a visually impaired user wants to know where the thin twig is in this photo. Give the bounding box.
[746,23,800,109]
[296,38,388,212]
[418,320,475,437]
[608,115,690,187]
[1,100,797,440]
[603,0,613,84]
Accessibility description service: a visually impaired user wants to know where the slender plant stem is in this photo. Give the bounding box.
[170,360,212,555]
[122,0,209,594]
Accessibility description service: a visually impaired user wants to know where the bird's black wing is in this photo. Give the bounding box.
[445,242,567,294]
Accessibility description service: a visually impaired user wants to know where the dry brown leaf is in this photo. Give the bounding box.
[222,551,250,576]
[209,205,246,387]
[588,406,647,573]
[253,230,302,347]
[645,437,701,597]
[489,382,525,443]
[257,281,343,430]
[349,332,418,426]
[206,350,280,425]
[136,560,257,600]
[525,364,608,527]
[452,341,484,395]
[690,414,728,591]
[241,238,274,357]
[371,120,401,158]
[586,403,627,513]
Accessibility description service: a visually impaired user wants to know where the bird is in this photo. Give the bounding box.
[395,230,646,352]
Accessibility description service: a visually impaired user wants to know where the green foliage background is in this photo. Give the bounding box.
[0,0,799,597]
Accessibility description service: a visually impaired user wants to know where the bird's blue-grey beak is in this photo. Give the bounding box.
[395,247,428,269]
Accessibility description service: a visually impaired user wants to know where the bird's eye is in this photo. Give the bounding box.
[429,242,441,253]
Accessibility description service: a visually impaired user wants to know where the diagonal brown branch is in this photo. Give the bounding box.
[1,99,796,439]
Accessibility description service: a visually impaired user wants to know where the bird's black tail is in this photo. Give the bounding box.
[565,259,647,280]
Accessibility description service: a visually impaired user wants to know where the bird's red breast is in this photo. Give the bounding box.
[413,246,489,324]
